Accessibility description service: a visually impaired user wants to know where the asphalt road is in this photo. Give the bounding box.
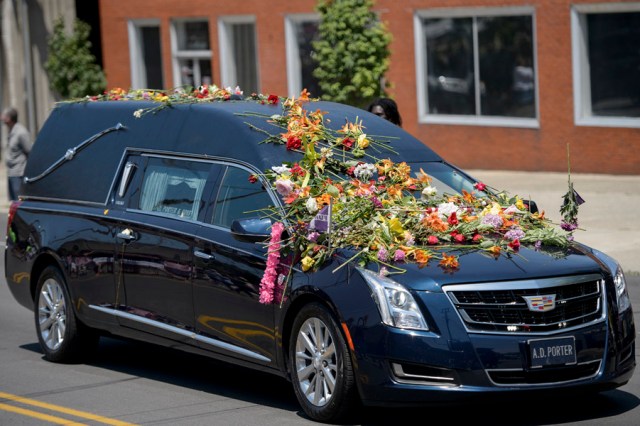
[0,217,639,425]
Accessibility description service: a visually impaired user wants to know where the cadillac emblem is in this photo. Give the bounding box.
[522,294,556,312]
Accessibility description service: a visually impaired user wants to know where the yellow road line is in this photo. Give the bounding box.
[0,391,137,426]
[0,402,87,425]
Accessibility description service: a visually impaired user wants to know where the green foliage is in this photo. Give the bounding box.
[45,18,106,99]
[312,0,391,107]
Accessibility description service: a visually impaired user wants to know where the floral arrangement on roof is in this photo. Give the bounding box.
[79,85,579,304]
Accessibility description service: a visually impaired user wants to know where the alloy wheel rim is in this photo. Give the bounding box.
[38,278,67,350]
[295,317,338,407]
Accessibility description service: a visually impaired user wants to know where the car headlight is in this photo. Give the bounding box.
[359,269,429,330]
[614,266,631,314]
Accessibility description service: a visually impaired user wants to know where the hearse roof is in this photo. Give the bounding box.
[22,99,443,204]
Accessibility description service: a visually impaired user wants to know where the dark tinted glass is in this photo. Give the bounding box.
[212,167,273,228]
[588,12,640,117]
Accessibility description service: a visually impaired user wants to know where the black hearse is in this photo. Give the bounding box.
[4,96,635,422]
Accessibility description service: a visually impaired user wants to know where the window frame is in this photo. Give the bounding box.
[571,3,640,128]
[127,19,164,89]
[217,15,260,93]
[170,18,213,88]
[285,13,320,97]
[414,6,539,128]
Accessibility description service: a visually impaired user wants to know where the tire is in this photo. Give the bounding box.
[34,266,99,363]
[289,303,358,422]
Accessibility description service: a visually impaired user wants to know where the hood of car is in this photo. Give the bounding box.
[352,242,607,292]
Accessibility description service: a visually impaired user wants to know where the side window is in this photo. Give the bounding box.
[138,157,210,220]
[211,166,273,228]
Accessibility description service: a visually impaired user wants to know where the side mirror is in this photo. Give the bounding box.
[230,217,272,243]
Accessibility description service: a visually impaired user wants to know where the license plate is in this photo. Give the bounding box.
[528,336,577,368]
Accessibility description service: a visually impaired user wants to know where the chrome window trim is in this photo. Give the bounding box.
[89,305,271,363]
[442,274,606,335]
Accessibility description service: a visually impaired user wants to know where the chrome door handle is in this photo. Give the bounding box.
[194,250,215,261]
[116,228,137,241]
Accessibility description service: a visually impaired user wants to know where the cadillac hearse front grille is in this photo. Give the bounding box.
[444,274,605,333]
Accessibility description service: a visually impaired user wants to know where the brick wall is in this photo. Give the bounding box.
[99,0,640,174]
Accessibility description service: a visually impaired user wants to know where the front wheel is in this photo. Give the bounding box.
[289,303,358,422]
[34,266,99,363]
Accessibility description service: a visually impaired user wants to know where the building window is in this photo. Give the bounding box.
[415,7,538,127]
[285,14,323,98]
[128,20,164,89]
[572,4,640,127]
[218,16,259,94]
[171,19,212,88]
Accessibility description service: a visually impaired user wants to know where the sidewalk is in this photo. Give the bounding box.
[468,169,640,274]
[0,164,637,273]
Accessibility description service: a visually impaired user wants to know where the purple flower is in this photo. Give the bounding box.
[377,248,388,262]
[393,249,406,262]
[534,240,542,250]
[504,227,525,241]
[481,214,503,229]
[307,231,320,242]
[560,221,578,231]
[371,196,383,209]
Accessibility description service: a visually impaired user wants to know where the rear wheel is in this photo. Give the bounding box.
[34,266,99,363]
[289,303,358,422]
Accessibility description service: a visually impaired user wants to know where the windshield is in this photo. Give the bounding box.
[409,161,478,196]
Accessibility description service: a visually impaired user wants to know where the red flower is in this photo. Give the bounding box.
[346,166,355,176]
[448,212,459,226]
[248,174,258,184]
[427,235,439,245]
[286,136,302,150]
[508,239,521,250]
[341,137,354,150]
[472,233,483,243]
[474,182,487,192]
[453,233,466,243]
[290,163,305,177]
[268,94,279,105]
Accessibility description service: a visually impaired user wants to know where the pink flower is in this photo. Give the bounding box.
[275,179,294,197]
[474,182,487,192]
[427,235,439,245]
[259,222,285,304]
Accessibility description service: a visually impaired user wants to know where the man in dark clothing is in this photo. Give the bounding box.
[2,107,33,201]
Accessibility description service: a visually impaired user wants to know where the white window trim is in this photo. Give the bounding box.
[128,19,163,89]
[285,13,320,98]
[414,6,540,128]
[170,18,212,88]
[217,15,259,92]
[571,2,640,128]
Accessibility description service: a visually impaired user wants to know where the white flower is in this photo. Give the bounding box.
[354,163,376,181]
[271,165,291,175]
[306,197,319,213]
[437,202,461,218]
[504,204,522,215]
[421,185,438,201]
[133,109,143,118]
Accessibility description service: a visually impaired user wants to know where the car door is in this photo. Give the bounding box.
[193,164,279,365]
[115,154,218,344]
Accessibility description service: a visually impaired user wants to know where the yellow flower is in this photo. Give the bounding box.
[388,217,404,237]
[301,256,315,272]
[357,133,370,149]
[516,199,526,210]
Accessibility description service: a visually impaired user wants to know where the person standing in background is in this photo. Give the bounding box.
[367,98,403,127]
[1,107,33,201]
